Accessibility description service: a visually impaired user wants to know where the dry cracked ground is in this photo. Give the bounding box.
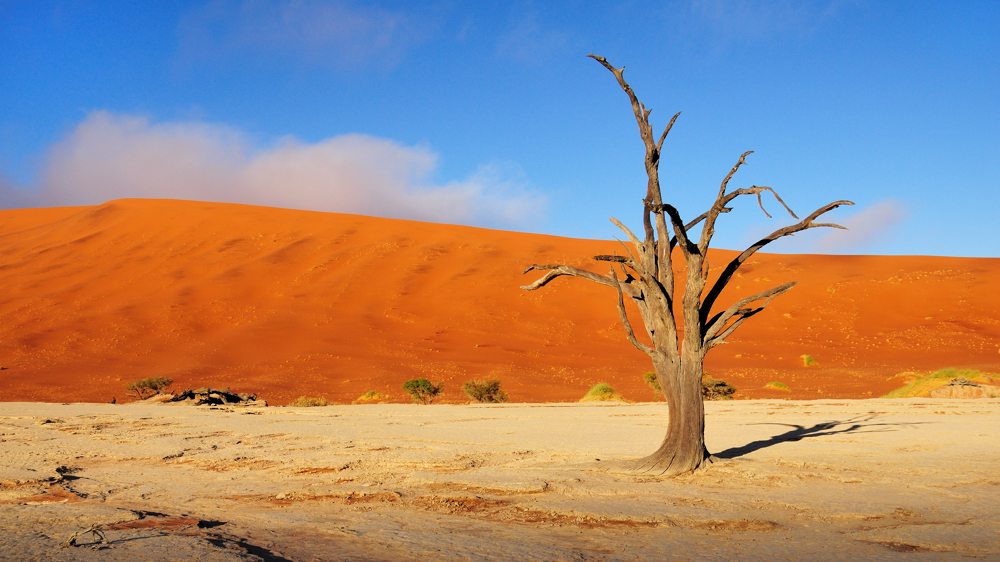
[1,400,998,561]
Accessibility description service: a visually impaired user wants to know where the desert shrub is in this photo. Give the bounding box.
[403,378,443,404]
[764,381,791,392]
[580,383,629,403]
[288,396,330,407]
[702,376,737,400]
[642,372,736,400]
[125,377,173,400]
[462,378,508,403]
[882,368,991,398]
[355,391,388,403]
[643,372,661,396]
[801,354,819,367]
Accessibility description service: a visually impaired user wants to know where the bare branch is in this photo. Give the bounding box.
[616,262,630,280]
[724,185,798,220]
[656,112,681,151]
[521,264,642,300]
[587,54,653,146]
[700,199,854,326]
[588,54,675,285]
[660,203,699,256]
[703,282,796,342]
[521,264,615,291]
[606,218,647,276]
[609,217,644,257]
[705,312,755,350]
[595,253,664,302]
[614,237,639,265]
[685,207,730,231]
[610,267,655,356]
[705,285,793,350]
[717,151,753,201]
[755,200,854,244]
[699,151,754,251]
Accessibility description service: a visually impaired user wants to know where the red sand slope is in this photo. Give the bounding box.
[1,199,998,404]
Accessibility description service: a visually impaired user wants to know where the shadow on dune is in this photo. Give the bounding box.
[714,414,924,459]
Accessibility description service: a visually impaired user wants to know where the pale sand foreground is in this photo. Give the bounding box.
[1,400,998,561]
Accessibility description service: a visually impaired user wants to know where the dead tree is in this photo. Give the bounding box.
[522,54,853,477]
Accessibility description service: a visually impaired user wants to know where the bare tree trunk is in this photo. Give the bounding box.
[522,54,851,478]
[632,352,711,476]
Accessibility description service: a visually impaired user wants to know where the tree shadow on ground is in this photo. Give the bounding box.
[85,530,294,562]
[713,414,925,459]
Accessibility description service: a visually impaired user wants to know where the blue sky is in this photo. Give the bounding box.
[1,1,998,256]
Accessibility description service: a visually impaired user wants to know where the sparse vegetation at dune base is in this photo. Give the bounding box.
[461,378,508,403]
[883,368,999,398]
[643,372,737,401]
[403,378,444,404]
[124,377,173,400]
[288,396,331,407]
[580,383,630,403]
[354,391,389,403]
[701,376,737,400]
[764,381,792,392]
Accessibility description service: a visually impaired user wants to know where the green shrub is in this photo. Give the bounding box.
[461,378,508,403]
[288,396,330,407]
[403,378,443,404]
[764,381,791,392]
[580,382,629,403]
[125,377,173,400]
[801,354,819,367]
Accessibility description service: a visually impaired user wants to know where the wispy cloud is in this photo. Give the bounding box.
[27,111,544,228]
[495,9,573,62]
[0,173,34,210]
[739,199,906,254]
[177,0,434,68]
[811,199,906,253]
[664,0,858,46]
[731,199,907,254]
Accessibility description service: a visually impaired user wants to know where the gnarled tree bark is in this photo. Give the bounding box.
[522,54,853,477]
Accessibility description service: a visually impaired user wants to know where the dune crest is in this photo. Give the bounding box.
[1,199,998,403]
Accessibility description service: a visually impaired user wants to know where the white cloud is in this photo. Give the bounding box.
[732,199,905,254]
[36,111,545,228]
[811,199,906,253]
[177,0,433,68]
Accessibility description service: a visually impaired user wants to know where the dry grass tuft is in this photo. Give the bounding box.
[764,381,791,392]
[580,383,630,403]
[125,376,173,400]
[882,368,994,398]
[462,378,508,403]
[354,391,389,403]
[288,396,331,407]
[643,372,736,400]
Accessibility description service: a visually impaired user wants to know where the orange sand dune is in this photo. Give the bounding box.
[1,199,998,404]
